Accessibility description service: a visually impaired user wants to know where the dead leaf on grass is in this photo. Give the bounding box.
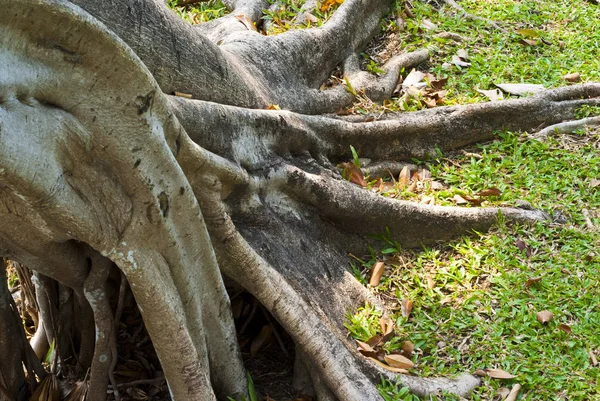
[558,324,572,334]
[515,238,531,257]
[369,261,385,287]
[384,354,414,369]
[420,19,438,30]
[562,72,581,83]
[589,178,600,188]
[476,187,502,197]
[451,54,471,68]
[520,38,539,46]
[379,316,394,336]
[536,310,554,324]
[486,368,516,379]
[473,369,487,377]
[401,341,415,357]
[524,276,542,288]
[462,195,482,206]
[401,299,413,318]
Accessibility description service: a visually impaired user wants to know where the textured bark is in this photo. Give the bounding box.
[1,0,599,400]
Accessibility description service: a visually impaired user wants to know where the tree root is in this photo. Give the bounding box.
[532,116,600,139]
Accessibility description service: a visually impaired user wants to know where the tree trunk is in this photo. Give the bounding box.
[1,0,598,400]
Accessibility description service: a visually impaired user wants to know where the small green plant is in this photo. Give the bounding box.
[227,372,258,401]
[378,378,420,401]
[575,105,600,119]
[344,304,381,341]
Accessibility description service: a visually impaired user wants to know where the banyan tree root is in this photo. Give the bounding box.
[1,0,599,400]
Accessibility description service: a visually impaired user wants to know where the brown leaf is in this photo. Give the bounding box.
[369,357,409,373]
[562,72,581,83]
[340,163,366,187]
[421,97,437,108]
[266,104,281,110]
[398,166,411,189]
[473,369,487,377]
[384,354,414,369]
[367,334,383,348]
[462,195,482,206]
[505,384,522,401]
[486,368,516,379]
[515,238,531,257]
[525,276,542,288]
[520,38,538,46]
[356,340,378,358]
[453,194,469,205]
[476,187,502,197]
[590,178,600,188]
[401,299,413,318]
[250,324,273,355]
[31,374,60,401]
[401,341,415,357]
[379,316,394,336]
[407,181,418,193]
[369,261,385,287]
[536,310,554,324]
[558,324,572,334]
[429,78,448,91]
[426,275,435,289]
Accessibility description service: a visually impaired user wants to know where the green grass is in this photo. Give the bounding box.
[167,0,229,24]
[349,127,600,400]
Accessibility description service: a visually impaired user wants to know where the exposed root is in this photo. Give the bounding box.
[83,253,115,401]
[532,116,600,139]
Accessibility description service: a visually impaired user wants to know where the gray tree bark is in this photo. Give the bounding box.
[1,0,598,400]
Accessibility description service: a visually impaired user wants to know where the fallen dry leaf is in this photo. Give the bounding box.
[558,324,572,334]
[520,38,538,46]
[562,72,581,82]
[590,178,600,188]
[402,69,427,89]
[462,195,482,206]
[456,48,469,60]
[401,299,413,318]
[453,194,469,205]
[420,19,438,30]
[339,162,366,187]
[31,374,60,401]
[451,54,471,68]
[384,354,414,369]
[486,368,516,379]
[473,369,487,377]
[476,187,502,197]
[401,341,415,357]
[536,310,554,324]
[369,261,385,287]
[515,238,531,257]
[320,0,344,12]
[524,276,542,288]
[505,383,522,401]
[368,357,409,373]
[379,316,394,337]
[267,104,281,110]
[398,166,411,189]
